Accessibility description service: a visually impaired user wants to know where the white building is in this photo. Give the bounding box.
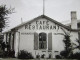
[3,11,80,58]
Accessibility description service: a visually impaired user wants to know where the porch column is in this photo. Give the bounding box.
[3,33,6,42]
[14,32,20,57]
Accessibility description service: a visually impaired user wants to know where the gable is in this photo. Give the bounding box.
[24,17,60,30]
[3,15,79,34]
[15,15,70,31]
[8,15,80,33]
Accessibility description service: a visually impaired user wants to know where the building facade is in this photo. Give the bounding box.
[3,11,80,58]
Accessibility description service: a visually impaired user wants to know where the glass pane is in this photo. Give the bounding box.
[39,32,47,49]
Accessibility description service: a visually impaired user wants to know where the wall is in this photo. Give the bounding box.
[16,17,69,58]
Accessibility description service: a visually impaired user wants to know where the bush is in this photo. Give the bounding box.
[41,54,45,58]
[8,50,15,58]
[18,50,34,59]
[36,54,40,58]
[69,52,80,59]
[0,49,4,58]
[55,55,61,59]
[56,52,80,59]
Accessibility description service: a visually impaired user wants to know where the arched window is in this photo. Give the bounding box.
[39,32,47,49]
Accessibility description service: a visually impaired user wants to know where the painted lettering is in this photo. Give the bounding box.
[25,20,60,30]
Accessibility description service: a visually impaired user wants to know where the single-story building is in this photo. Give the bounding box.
[3,11,80,58]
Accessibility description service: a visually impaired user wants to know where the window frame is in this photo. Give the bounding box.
[39,32,47,49]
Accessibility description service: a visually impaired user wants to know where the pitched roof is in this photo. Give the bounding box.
[12,15,70,29]
[3,15,80,33]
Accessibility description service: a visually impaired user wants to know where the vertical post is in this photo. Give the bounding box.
[18,32,20,57]
[43,0,45,15]
[14,32,20,57]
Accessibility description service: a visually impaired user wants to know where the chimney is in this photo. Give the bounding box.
[71,11,77,29]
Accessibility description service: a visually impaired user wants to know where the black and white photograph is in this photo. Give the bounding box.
[0,0,80,60]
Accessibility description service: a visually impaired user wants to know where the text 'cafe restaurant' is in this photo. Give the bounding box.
[3,11,80,58]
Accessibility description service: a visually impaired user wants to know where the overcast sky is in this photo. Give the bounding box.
[0,0,80,31]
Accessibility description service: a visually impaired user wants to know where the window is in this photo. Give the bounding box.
[39,32,47,49]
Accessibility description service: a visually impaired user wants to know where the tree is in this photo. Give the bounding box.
[55,27,73,59]
[74,38,80,50]
[60,35,72,58]
[0,5,14,57]
[69,38,80,59]
[0,5,14,32]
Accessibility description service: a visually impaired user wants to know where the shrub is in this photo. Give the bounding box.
[69,52,80,59]
[36,54,40,58]
[18,50,34,59]
[48,54,51,58]
[41,54,45,58]
[55,55,61,59]
[0,49,4,58]
[8,50,15,58]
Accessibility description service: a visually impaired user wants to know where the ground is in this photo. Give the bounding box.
[0,58,78,60]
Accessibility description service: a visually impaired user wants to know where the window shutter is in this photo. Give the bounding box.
[48,33,52,50]
[34,32,38,50]
[44,40,47,49]
[44,34,47,49]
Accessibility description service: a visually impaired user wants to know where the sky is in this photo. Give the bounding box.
[0,0,80,31]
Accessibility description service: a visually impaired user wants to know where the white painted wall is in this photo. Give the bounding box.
[16,18,70,58]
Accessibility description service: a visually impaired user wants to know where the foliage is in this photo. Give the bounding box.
[0,35,3,44]
[0,41,15,58]
[68,39,80,59]
[0,48,4,58]
[36,54,40,58]
[18,50,34,59]
[48,53,52,58]
[60,35,72,58]
[0,5,14,31]
[41,54,45,58]
[57,35,73,59]
[55,28,73,59]
[69,52,80,59]
[8,50,15,58]
[55,28,80,59]
[75,39,80,49]
[55,55,61,59]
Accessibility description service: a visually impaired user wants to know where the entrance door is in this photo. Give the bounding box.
[39,32,47,49]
